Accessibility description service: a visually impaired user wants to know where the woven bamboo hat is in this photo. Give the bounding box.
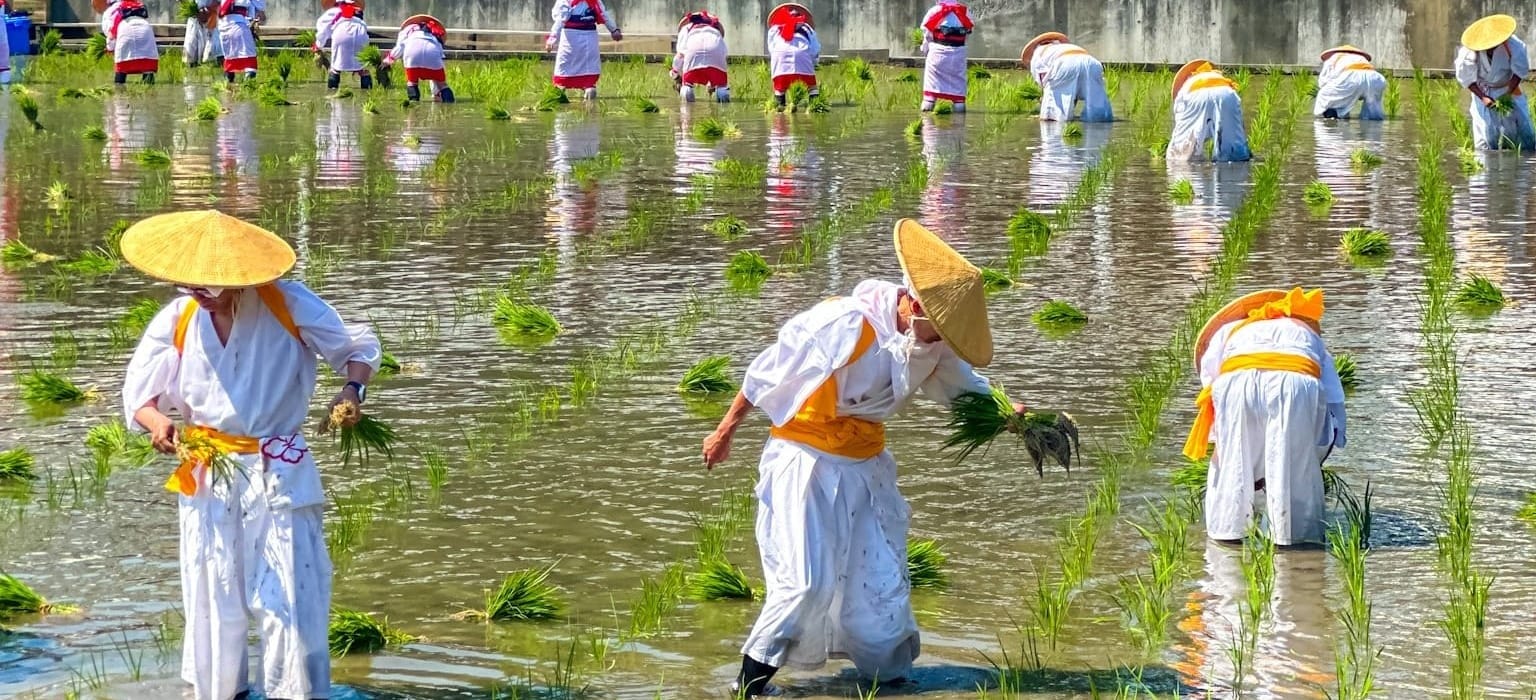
[1192,288,1324,370]
[402,14,445,37]
[768,3,812,28]
[121,210,296,288]
[1462,14,1516,51]
[894,219,993,367]
[1172,58,1215,99]
[321,0,364,9]
[92,0,110,13]
[1021,32,1068,66]
[1319,45,1371,62]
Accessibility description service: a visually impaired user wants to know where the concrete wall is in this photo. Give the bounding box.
[43,0,1536,70]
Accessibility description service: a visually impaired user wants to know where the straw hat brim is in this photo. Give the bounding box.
[321,0,364,9]
[92,0,110,13]
[121,210,296,288]
[769,3,813,28]
[1172,58,1215,100]
[1319,45,1371,63]
[1020,32,1068,66]
[402,14,444,34]
[893,219,993,368]
[1462,14,1517,52]
[1193,290,1323,370]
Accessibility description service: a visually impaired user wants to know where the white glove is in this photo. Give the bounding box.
[1318,402,1347,448]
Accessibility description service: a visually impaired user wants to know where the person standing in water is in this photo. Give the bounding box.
[546,0,622,101]
[384,14,455,103]
[671,10,730,103]
[1167,59,1251,162]
[216,0,263,82]
[315,0,372,91]
[917,0,973,112]
[1021,31,1113,122]
[120,210,381,700]
[702,219,1026,697]
[1313,45,1386,119]
[766,3,819,110]
[1454,14,1535,151]
[1184,287,1346,546]
[104,0,160,84]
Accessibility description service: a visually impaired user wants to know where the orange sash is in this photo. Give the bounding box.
[1346,63,1376,71]
[173,284,301,355]
[1187,75,1237,93]
[167,425,261,496]
[1182,352,1322,460]
[769,319,886,459]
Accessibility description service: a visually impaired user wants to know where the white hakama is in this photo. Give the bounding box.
[1168,75,1251,162]
[318,15,369,73]
[549,0,617,90]
[1031,44,1114,122]
[218,15,259,72]
[922,42,968,103]
[1313,54,1386,119]
[1455,36,1536,151]
[110,13,160,74]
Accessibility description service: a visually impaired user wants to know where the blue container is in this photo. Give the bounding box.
[6,14,31,56]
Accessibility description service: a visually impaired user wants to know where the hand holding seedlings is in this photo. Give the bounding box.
[134,402,179,454]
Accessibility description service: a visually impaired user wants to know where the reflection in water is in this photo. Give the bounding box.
[674,107,726,186]
[215,101,258,181]
[388,117,443,193]
[104,95,151,173]
[1454,150,1531,282]
[919,115,966,240]
[316,99,364,189]
[1312,119,1390,237]
[1027,120,1109,209]
[545,111,602,253]
[1166,160,1251,265]
[764,113,824,239]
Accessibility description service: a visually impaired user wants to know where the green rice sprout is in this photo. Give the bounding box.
[136,149,173,168]
[896,72,919,83]
[2,239,57,268]
[81,125,108,141]
[16,92,41,130]
[1490,94,1517,117]
[1453,274,1506,312]
[1007,210,1052,256]
[1349,148,1384,171]
[256,84,296,107]
[943,387,1080,475]
[18,370,92,406]
[1517,493,1536,527]
[1458,147,1484,175]
[0,448,36,482]
[119,298,162,337]
[485,104,512,120]
[846,57,874,82]
[933,100,955,115]
[58,87,107,100]
[334,87,355,99]
[459,564,565,622]
[0,572,76,618]
[328,608,414,656]
[1061,123,1084,142]
[193,97,223,122]
[39,29,62,56]
[685,558,754,601]
[335,415,396,467]
[57,249,120,277]
[1032,299,1088,328]
[1340,227,1391,259]
[909,27,924,50]
[905,119,923,139]
[724,250,771,288]
[981,267,1013,294]
[1334,353,1358,391]
[377,351,402,379]
[1303,180,1334,207]
[492,296,562,338]
[294,29,317,49]
[85,420,155,471]
[906,539,948,590]
[693,116,740,142]
[362,97,381,115]
[44,181,69,209]
[1169,179,1195,204]
[176,0,198,20]
[84,34,108,60]
[679,355,735,394]
[536,85,570,112]
[708,215,748,241]
[969,65,992,81]
[359,45,384,70]
[716,158,766,189]
[626,96,659,114]
[808,95,833,113]
[103,219,130,257]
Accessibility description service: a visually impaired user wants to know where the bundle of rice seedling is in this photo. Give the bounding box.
[904,119,923,139]
[2,239,57,268]
[1340,227,1390,259]
[626,96,659,114]
[1032,300,1088,328]
[969,65,992,81]
[679,356,735,394]
[942,387,1080,475]
[294,29,317,49]
[1518,493,1536,527]
[896,72,919,83]
[361,97,381,115]
[808,96,832,113]
[686,558,754,601]
[1458,147,1484,174]
[535,85,569,112]
[1454,274,1506,311]
[85,33,108,60]
[81,125,108,141]
[176,429,247,487]
[1349,148,1384,171]
[57,249,119,277]
[136,149,173,168]
[18,370,91,406]
[1061,123,1084,142]
[1302,180,1334,207]
[724,250,771,287]
[906,539,947,590]
[908,27,924,49]
[1168,179,1195,204]
[492,296,562,338]
[328,608,414,656]
[17,93,41,130]
[1334,353,1358,391]
[485,104,512,120]
[359,45,384,70]
[980,267,1013,294]
[1490,94,1518,117]
[377,351,402,379]
[0,572,74,618]
[193,97,223,122]
[322,409,396,467]
[85,420,155,471]
[0,448,36,482]
[708,215,748,241]
[846,57,874,82]
[933,100,955,115]
[177,0,198,20]
[457,564,565,622]
[693,116,740,141]
[39,29,62,56]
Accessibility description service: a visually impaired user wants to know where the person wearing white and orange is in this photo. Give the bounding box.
[766,3,819,109]
[216,0,264,82]
[1184,288,1345,546]
[103,0,160,84]
[182,0,223,68]
[1168,59,1251,162]
[546,0,622,101]
[120,210,380,700]
[703,220,1023,697]
[384,14,454,102]
[1455,14,1535,151]
[315,0,371,91]
[918,1,973,112]
[1314,45,1386,119]
[1022,32,1113,122]
[672,10,730,103]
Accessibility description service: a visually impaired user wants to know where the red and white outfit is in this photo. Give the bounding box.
[767,16,819,95]
[672,11,729,102]
[918,2,972,110]
[316,1,369,74]
[105,0,160,77]
[217,0,263,75]
[546,0,620,93]
[1030,42,1113,122]
[386,21,451,99]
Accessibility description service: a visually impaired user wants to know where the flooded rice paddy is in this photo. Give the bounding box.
[1,55,1535,698]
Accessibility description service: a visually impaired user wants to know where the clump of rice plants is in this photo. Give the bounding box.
[39,29,62,55]
[16,92,41,130]
[485,104,512,120]
[44,181,70,209]
[1061,123,1084,142]
[724,250,771,288]
[1453,274,1505,312]
[1349,148,1384,171]
[904,118,923,139]
[981,267,1013,294]
[1340,227,1391,260]
[1458,148,1483,175]
[492,296,562,339]
[294,29,317,49]
[626,96,659,113]
[969,66,992,81]
[693,116,740,142]
[193,96,223,121]
[1171,457,1209,497]
[377,351,402,379]
[685,558,753,601]
[1516,493,1536,527]
[85,33,108,60]
[897,72,919,83]
[118,298,162,337]
[908,28,924,50]
[81,125,108,141]
[2,239,57,268]
[328,608,414,656]
[716,158,766,189]
[0,572,76,618]
[457,564,564,622]
[846,57,874,82]
[1489,94,1517,117]
[18,370,91,406]
[933,100,955,115]
[1334,353,1358,391]
[85,420,155,471]
[1007,210,1052,256]
[177,0,198,20]
[679,356,735,394]
[942,386,1080,475]
[535,85,570,112]
[0,448,36,482]
[1169,179,1195,204]
[708,215,748,241]
[1032,299,1088,328]
[1303,180,1334,208]
[907,539,948,590]
[255,83,296,107]
[57,249,119,277]
[362,97,381,115]
[358,45,384,70]
[331,413,397,467]
[136,149,173,168]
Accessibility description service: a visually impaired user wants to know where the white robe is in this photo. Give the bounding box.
[1313,52,1386,119]
[110,15,160,67]
[672,24,727,83]
[1198,318,1343,545]
[122,282,381,700]
[549,0,617,85]
[317,12,368,73]
[918,4,969,102]
[217,0,262,63]
[1454,36,1536,151]
[767,27,820,81]
[740,280,989,678]
[388,25,445,71]
[1168,72,1251,162]
[1031,43,1113,122]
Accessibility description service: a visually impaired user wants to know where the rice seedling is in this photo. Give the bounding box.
[1340,227,1391,260]
[0,448,36,482]
[708,215,748,241]
[626,96,659,113]
[685,558,754,601]
[1032,299,1088,328]
[1350,148,1385,171]
[846,57,874,82]
[39,29,62,55]
[981,267,1013,294]
[85,33,107,60]
[1383,77,1401,118]
[459,564,565,622]
[969,65,992,81]
[255,83,296,107]
[1303,180,1334,208]
[1458,147,1483,175]
[85,419,155,472]
[1489,94,1517,117]
[1335,352,1359,391]
[724,250,771,289]
[1061,123,1084,142]
[536,85,570,112]
[908,27,924,50]
[626,562,686,639]
[332,414,397,467]
[486,103,512,120]
[0,572,75,618]
[2,239,57,267]
[1006,210,1052,258]
[943,387,1079,475]
[906,539,947,590]
[16,92,41,130]
[933,100,955,115]
[294,28,317,49]
[716,158,766,189]
[1516,493,1536,526]
[904,118,923,139]
[1168,179,1195,204]
[57,249,120,277]
[896,72,919,84]
[362,97,381,115]
[193,96,223,121]
[117,298,162,338]
[678,355,735,394]
[136,149,173,168]
[18,370,91,406]
[693,116,741,142]
[328,608,414,656]
[44,181,70,208]
[334,87,355,99]
[492,296,562,338]
[81,125,108,140]
[1335,480,1374,550]
[1453,274,1505,312]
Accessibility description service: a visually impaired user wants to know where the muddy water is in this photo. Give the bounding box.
[2,80,1535,700]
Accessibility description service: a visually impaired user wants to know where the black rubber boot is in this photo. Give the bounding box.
[225,71,236,84]
[1322,108,1339,119]
[774,93,786,109]
[359,73,373,90]
[326,71,341,91]
[406,83,421,101]
[736,655,779,697]
[438,86,455,103]
[113,72,127,85]
[142,72,156,84]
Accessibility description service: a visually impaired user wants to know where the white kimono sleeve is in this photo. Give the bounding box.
[1455,47,1480,89]
[548,0,570,43]
[597,0,619,32]
[672,27,687,74]
[316,15,336,49]
[920,352,991,407]
[1312,334,1346,404]
[1510,37,1530,81]
[1198,323,1235,389]
[388,28,407,61]
[122,298,191,430]
[1317,57,1340,87]
[741,311,865,427]
[277,281,382,375]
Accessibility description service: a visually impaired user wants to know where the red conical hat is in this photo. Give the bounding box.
[321,0,364,9]
[768,3,812,28]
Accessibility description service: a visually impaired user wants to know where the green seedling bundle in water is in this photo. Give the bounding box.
[193,96,223,121]
[1350,148,1385,171]
[1302,179,1334,208]
[2,239,57,268]
[692,116,740,142]
[458,564,564,622]
[18,369,92,406]
[328,608,414,656]
[322,410,397,468]
[85,419,155,474]
[980,267,1014,294]
[724,250,771,289]
[715,158,767,190]
[1032,300,1088,330]
[942,387,1080,476]
[1334,352,1359,390]
[492,296,562,339]
[1340,227,1391,260]
[678,355,735,394]
[685,558,754,601]
[1168,179,1195,204]
[0,448,36,482]
[1453,274,1505,312]
[906,539,947,591]
[57,248,120,277]
[708,215,748,241]
[0,572,76,618]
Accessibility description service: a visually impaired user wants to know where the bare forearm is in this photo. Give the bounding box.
[344,360,373,384]
[133,401,171,432]
[716,391,755,436]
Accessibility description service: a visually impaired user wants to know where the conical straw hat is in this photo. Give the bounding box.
[1193,288,1324,371]
[321,0,364,9]
[120,210,296,288]
[768,3,812,28]
[402,14,445,37]
[1319,45,1371,62]
[1462,14,1516,51]
[893,219,993,367]
[1020,31,1068,66]
[92,0,110,13]
[1172,59,1215,100]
